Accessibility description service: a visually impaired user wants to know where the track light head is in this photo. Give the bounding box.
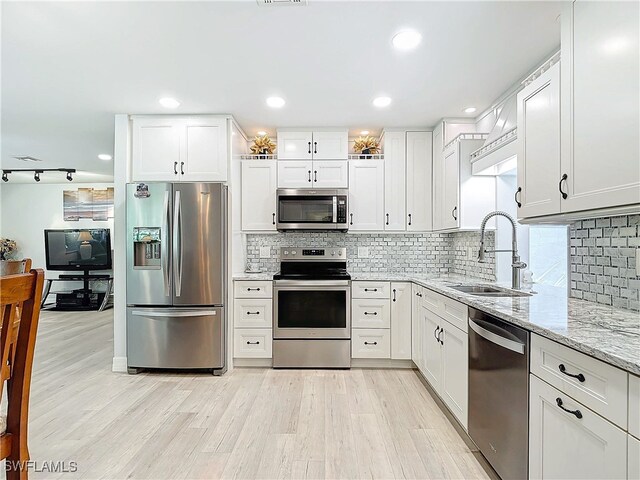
[1,172,8,182]
[34,171,41,182]
[66,171,73,182]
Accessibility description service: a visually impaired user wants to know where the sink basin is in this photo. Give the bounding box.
[449,284,532,298]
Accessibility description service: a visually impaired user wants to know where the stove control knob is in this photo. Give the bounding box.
[284,250,289,256]
[291,250,297,255]
[330,250,336,256]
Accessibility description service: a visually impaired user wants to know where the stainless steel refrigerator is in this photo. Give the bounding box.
[126,182,227,374]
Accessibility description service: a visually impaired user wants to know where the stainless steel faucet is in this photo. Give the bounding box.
[478,211,527,289]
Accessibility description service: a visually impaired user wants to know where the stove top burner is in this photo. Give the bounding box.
[273,269,351,281]
[274,246,350,281]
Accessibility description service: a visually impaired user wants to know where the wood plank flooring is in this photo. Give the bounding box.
[18,310,493,480]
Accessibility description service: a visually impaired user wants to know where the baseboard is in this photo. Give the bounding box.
[233,358,273,368]
[350,358,414,369]
[112,356,128,373]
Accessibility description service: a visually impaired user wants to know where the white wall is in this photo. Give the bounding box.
[0,182,114,275]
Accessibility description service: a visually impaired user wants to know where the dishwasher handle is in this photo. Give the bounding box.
[469,318,525,355]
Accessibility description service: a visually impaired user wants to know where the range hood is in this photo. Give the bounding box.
[470,94,518,175]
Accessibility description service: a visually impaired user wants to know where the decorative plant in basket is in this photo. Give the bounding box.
[353,136,380,158]
[0,238,17,261]
[250,135,277,158]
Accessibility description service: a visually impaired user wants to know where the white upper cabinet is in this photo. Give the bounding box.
[277,131,313,160]
[383,131,407,231]
[241,160,277,231]
[406,131,433,231]
[559,1,640,213]
[132,115,228,182]
[349,160,384,231]
[277,130,348,160]
[517,63,561,218]
[132,116,181,181]
[277,160,314,188]
[441,147,460,230]
[311,131,349,159]
[312,160,348,188]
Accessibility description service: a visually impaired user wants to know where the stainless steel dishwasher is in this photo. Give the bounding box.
[468,308,530,480]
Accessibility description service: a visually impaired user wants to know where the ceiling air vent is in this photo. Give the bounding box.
[257,0,307,6]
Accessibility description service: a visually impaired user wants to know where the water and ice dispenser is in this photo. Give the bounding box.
[132,227,161,268]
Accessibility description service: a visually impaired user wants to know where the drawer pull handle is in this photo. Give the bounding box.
[559,173,568,199]
[364,288,378,292]
[556,397,583,419]
[247,288,261,291]
[558,364,585,382]
[416,292,422,297]
[246,311,260,315]
[364,341,378,346]
[363,312,378,316]
[246,341,260,345]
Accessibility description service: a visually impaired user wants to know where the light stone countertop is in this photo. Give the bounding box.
[234,272,640,375]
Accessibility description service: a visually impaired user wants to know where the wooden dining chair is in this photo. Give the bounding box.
[0,269,44,479]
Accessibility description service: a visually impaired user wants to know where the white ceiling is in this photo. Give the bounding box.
[1,0,562,183]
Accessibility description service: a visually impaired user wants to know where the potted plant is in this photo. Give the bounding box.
[0,238,17,261]
[353,136,380,158]
[250,135,277,159]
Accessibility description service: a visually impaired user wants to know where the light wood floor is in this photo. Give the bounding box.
[22,310,494,480]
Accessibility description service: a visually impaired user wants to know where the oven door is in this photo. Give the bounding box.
[274,280,350,339]
[276,191,337,230]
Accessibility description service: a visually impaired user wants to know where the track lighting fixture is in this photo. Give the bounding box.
[66,171,73,181]
[2,172,8,182]
[34,171,41,182]
[1,168,75,182]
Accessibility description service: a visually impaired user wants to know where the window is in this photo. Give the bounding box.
[528,225,568,288]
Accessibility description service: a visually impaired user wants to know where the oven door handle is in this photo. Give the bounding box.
[274,280,350,287]
[333,196,338,223]
[469,319,525,355]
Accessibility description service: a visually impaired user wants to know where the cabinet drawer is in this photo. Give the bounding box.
[530,334,628,429]
[235,280,273,298]
[234,298,272,328]
[352,299,390,328]
[233,329,272,358]
[351,281,390,299]
[351,329,391,359]
[630,374,640,438]
[422,288,468,332]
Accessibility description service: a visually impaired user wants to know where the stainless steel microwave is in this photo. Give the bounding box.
[276,189,348,231]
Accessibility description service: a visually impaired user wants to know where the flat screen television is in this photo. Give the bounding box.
[44,228,112,271]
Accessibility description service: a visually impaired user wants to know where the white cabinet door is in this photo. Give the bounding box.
[560,1,640,213]
[277,131,313,160]
[411,284,423,369]
[132,116,181,181]
[390,282,412,360]
[440,322,468,429]
[277,160,313,188]
[311,131,348,160]
[629,435,640,480]
[529,375,627,480]
[421,307,442,391]
[348,160,384,231]
[384,131,407,231]
[312,160,348,188]
[432,123,444,230]
[241,161,277,231]
[181,116,228,182]
[440,146,459,230]
[517,63,561,218]
[406,131,433,231]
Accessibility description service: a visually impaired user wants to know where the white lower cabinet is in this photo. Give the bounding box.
[234,329,273,359]
[390,282,412,360]
[411,284,424,369]
[234,281,273,360]
[439,321,468,429]
[352,329,391,359]
[629,435,640,480]
[529,374,627,480]
[421,306,442,391]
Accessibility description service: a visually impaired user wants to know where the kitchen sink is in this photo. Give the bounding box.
[449,284,532,297]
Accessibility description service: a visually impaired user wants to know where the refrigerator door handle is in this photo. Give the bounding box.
[173,190,183,297]
[162,190,171,297]
[131,309,218,317]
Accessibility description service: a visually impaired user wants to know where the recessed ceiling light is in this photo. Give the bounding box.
[257,131,267,136]
[464,107,477,114]
[392,30,422,50]
[360,130,370,135]
[98,154,112,161]
[266,96,285,108]
[373,97,392,108]
[159,97,180,109]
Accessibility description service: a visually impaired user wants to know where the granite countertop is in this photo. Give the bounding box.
[233,271,640,375]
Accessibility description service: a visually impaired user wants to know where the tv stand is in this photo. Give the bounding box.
[41,272,113,312]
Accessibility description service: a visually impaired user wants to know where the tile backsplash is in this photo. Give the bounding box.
[570,214,639,311]
[245,231,496,281]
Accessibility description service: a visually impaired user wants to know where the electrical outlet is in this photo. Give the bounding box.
[358,247,370,258]
[259,246,271,259]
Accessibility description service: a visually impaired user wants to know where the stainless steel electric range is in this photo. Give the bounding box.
[272,247,351,368]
